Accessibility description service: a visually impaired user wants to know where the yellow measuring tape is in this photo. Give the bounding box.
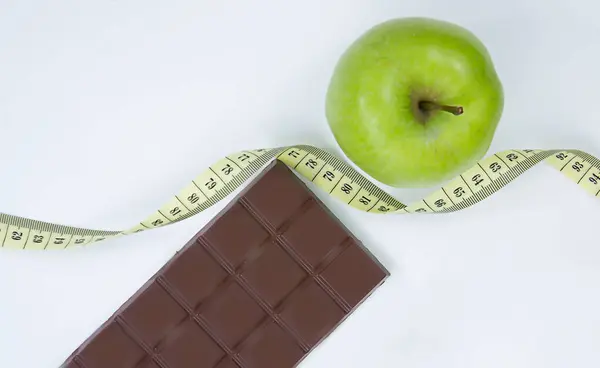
[0,145,598,250]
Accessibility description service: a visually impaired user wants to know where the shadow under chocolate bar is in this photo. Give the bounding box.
[61,160,390,368]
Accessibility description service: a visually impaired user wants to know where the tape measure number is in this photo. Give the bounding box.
[0,145,598,250]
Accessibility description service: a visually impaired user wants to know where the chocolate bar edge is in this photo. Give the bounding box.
[60,159,390,367]
[58,160,281,367]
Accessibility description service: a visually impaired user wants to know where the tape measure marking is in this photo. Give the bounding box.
[1,146,598,250]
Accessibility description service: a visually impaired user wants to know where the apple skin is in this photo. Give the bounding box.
[325,17,504,188]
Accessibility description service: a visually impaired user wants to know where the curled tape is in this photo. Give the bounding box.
[1,146,597,249]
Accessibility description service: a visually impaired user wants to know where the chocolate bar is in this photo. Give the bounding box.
[61,160,389,368]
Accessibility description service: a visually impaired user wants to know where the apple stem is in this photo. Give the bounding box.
[419,101,464,116]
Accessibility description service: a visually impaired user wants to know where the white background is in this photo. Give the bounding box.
[1,1,600,367]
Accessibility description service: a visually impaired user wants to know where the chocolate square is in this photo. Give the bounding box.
[280,280,345,347]
[61,161,389,368]
[77,322,145,368]
[201,282,266,347]
[321,241,389,308]
[159,318,224,368]
[162,244,228,308]
[282,201,349,269]
[239,321,304,367]
[203,203,270,268]
[241,240,306,307]
[243,162,311,229]
[120,282,187,347]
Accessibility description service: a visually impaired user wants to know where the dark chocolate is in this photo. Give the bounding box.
[61,160,389,368]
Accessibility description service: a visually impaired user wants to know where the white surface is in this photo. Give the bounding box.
[1,1,600,367]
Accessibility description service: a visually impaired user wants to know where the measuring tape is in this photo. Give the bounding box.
[0,145,598,250]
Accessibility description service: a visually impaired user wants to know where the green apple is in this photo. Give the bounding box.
[325,17,504,188]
